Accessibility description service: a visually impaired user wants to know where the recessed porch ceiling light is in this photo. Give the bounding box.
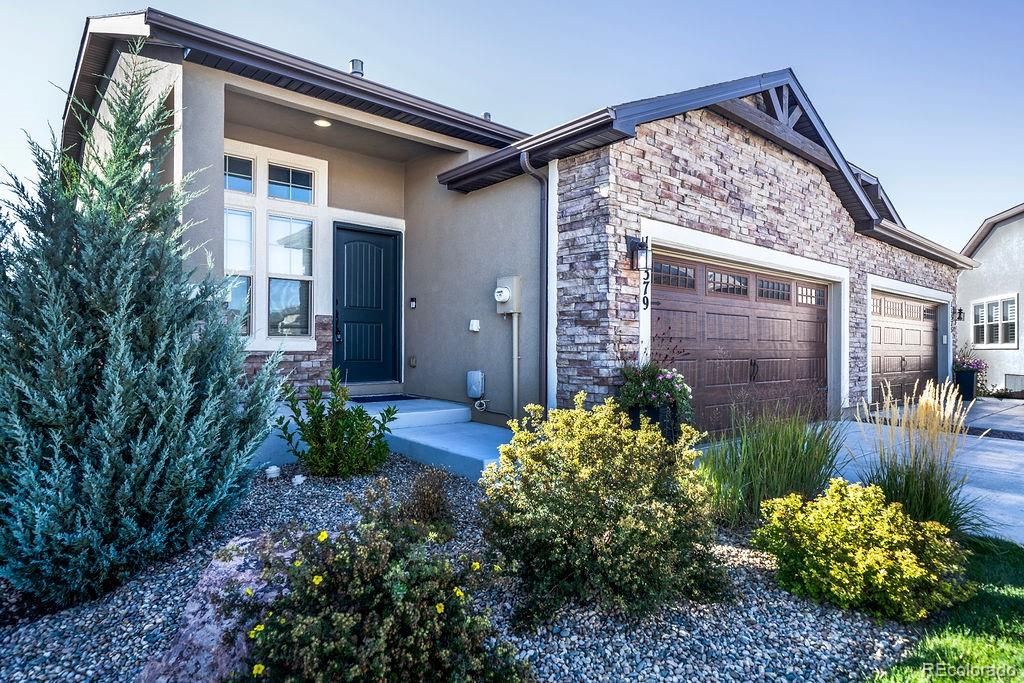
[313,118,332,127]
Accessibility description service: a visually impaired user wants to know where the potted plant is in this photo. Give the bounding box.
[618,361,694,442]
[953,345,988,402]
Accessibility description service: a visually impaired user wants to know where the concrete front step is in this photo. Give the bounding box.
[251,398,510,479]
[386,421,509,480]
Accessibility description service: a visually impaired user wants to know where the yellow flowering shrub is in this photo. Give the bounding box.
[225,480,528,681]
[480,393,725,620]
[753,478,974,622]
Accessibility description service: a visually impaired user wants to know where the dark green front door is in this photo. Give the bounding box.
[333,223,400,383]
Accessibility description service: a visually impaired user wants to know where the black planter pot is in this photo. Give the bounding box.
[954,368,978,401]
[627,404,679,443]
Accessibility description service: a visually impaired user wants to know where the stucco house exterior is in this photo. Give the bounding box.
[957,203,1023,392]
[62,9,975,439]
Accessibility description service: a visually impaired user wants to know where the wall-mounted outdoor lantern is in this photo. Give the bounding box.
[953,307,965,322]
[627,236,650,271]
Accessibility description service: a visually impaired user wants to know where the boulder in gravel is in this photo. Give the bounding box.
[140,533,271,683]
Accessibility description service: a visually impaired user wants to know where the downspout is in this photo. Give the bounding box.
[519,151,548,413]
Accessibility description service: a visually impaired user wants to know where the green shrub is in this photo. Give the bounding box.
[857,380,987,537]
[479,393,725,621]
[400,468,456,542]
[227,480,529,682]
[699,410,845,527]
[753,478,974,622]
[0,44,280,606]
[277,368,396,477]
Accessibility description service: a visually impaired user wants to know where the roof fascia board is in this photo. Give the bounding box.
[62,12,150,124]
[962,202,1024,257]
[143,8,524,148]
[609,70,792,135]
[437,109,617,191]
[864,219,977,269]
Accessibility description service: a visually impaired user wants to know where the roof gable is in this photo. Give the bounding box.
[438,69,974,269]
[962,202,1024,257]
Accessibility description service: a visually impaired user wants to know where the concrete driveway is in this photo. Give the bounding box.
[839,419,1024,545]
[966,397,1024,438]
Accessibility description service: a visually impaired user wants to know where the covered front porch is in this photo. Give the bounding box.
[204,73,542,424]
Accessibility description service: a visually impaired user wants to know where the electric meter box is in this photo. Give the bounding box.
[495,275,522,314]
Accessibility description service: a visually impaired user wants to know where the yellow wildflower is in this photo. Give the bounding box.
[435,602,444,614]
[252,663,266,676]
[244,587,254,597]
[492,564,502,573]
[471,561,481,571]
[248,630,256,639]
[254,624,265,632]
[293,559,302,567]
[313,574,324,586]
[317,530,329,543]
[453,586,464,599]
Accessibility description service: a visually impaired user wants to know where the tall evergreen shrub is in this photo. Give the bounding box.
[0,46,281,605]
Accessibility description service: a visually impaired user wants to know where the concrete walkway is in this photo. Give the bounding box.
[839,420,1024,544]
[967,397,1024,438]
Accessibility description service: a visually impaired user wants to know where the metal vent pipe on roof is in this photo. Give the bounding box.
[483,112,492,121]
[349,59,364,77]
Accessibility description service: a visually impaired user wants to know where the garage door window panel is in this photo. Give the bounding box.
[707,269,749,297]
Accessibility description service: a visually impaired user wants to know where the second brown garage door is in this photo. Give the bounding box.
[870,293,939,402]
[652,254,828,433]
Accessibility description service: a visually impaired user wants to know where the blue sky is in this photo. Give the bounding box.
[1,0,1021,249]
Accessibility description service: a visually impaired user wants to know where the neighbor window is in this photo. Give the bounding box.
[224,155,253,193]
[223,208,254,335]
[268,164,313,203]
[973,295,1018,348]
[267,215,313,336]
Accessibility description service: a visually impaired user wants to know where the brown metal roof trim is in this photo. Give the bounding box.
[961,201,1024,258]
[62,8,526,159]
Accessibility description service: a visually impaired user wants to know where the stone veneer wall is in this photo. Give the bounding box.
[555,108,959,407]
[243,315,332,397]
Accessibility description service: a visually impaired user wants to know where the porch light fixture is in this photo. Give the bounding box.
[313,118,332,128]
[626,236,650,271]
[953,307,965,322]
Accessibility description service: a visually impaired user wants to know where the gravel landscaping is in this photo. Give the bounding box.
[0,455,918,682]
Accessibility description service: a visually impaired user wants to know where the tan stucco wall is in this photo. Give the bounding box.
[224,122,405,219]
[403,153,542,421]
[180,62,226,277]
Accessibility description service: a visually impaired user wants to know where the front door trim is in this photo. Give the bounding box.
[866,274,952,404]
[333,221,404,384]
[639,217,851,414]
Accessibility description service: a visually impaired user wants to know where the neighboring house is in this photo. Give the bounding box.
[62,9,975,434]
[958,203,1024,392]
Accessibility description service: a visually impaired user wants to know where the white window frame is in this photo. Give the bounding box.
[223,139,329,352]
[223,206,254,335]
[224,154,255,196]
[267,162,316,205]
[972,293,1019,350]
[266,213,315,338]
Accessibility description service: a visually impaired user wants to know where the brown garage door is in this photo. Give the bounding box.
[652,254,828,433]
[870,293,938,401]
